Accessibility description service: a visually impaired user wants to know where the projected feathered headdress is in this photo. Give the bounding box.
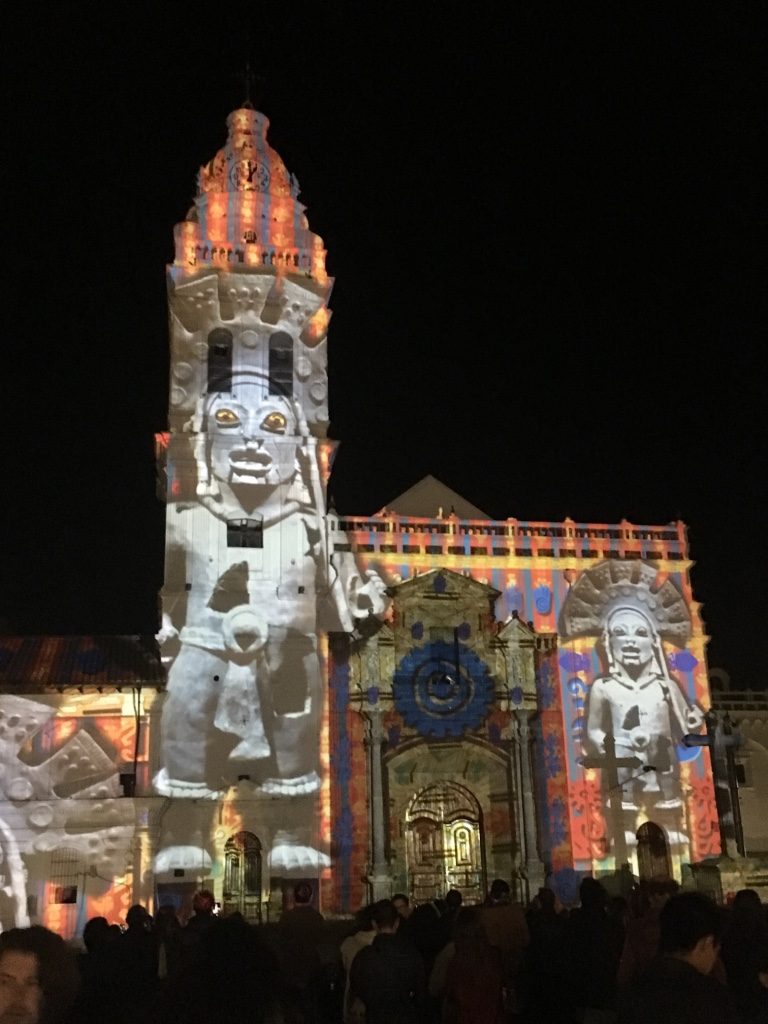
[558,560,691,646]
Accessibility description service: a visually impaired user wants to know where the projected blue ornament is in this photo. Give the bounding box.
[393,641,495,738]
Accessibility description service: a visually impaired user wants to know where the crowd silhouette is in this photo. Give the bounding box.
[1,878,767,1024]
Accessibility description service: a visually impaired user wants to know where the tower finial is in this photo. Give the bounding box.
[239,59,264,111]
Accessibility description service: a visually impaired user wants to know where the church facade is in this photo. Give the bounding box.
[0,108,721,935]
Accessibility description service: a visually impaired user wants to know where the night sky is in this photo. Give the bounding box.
[3,4,764,687]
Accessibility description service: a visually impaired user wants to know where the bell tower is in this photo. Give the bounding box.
[153,107,386,896]
[164,105,332,461]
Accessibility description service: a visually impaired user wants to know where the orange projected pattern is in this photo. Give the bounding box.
[340,511,719,880]
[172,108,329,288]
[87,882,132,928]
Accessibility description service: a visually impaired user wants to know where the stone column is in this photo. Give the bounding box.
[364,704,392,900]
[514,710,546,899]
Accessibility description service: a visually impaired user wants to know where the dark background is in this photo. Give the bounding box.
[2,3,765,686]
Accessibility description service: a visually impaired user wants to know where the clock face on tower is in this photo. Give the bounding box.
[229,159,271,192]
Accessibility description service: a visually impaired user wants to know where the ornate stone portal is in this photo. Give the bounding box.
[347,569,545,905]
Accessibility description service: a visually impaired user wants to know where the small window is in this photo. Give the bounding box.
[268,332,293,397]
[582,549,599,558]
[492,547,510,556]
[334,543,351,553]
[646,551,663,560]
[403,545,421,554]
[49,847,81,905]
[425,545,442,554]
[514,548,530,557]
[448,546,464,555]
[356,544,375,553]
[470,546,486,555]
[227,518,263,548]
[208,328,233,392]
[381,544,398,553]
[537,548,554,557]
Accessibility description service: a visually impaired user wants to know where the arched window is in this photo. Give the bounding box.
[636,821,671,880]
[207,328,233,392]
[268,332,293,397]
[223,831,262,922]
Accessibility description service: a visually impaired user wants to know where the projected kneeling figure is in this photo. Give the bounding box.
[155,376,387,873]
[560,560,705,814]
[587,606,705,807]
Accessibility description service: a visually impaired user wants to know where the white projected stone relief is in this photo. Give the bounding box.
[0,694,134,930]
[560,560,705,813]
[155,276,388,875]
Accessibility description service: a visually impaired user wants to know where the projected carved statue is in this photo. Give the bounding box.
[0,694,134,931]
[154,105,389,879]
[156,372,387,873]
[560,561,704,809]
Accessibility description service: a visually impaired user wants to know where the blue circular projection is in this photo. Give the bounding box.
[393,641,495,738]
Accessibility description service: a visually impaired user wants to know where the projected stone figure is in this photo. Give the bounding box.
[560,561,704,809]
[156,375,386,870]
[155,107,388,875]
[0,694,134,931]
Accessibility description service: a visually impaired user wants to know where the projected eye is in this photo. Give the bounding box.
[261,411,287,434]
[214,408,240,426]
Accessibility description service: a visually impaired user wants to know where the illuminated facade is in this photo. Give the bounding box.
[0,637,162,936]
[0,107,722,934]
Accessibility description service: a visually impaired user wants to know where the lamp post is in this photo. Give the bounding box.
[683,712,744,857]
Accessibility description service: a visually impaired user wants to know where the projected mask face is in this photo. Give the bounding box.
[607,609,655,671]
[208,389,299,488]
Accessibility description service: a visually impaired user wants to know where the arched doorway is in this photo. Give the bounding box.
[636,822,671,880]
[405,782,485,904]
[222,831,262,922]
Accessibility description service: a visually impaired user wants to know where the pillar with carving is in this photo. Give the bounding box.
[514,710,546,899]
[363,703,392,900]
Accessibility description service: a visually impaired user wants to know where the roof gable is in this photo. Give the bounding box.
[497,613,537,641]
[378,475,491,520]
[389,568,501,602]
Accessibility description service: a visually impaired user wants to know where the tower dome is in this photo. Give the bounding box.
[197,108,297,199]
[172,108,327,283]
